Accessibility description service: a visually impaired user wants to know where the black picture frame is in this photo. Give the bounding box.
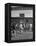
[5,3,35,43]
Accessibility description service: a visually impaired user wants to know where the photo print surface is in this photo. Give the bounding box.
[10,6,33,40]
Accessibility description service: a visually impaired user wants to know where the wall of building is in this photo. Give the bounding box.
[11,10,33,17]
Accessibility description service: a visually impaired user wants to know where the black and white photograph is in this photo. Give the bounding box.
[5,3,35,43]
[11,6,33,40]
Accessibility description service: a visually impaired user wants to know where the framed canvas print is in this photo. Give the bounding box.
[5,3,35,43]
